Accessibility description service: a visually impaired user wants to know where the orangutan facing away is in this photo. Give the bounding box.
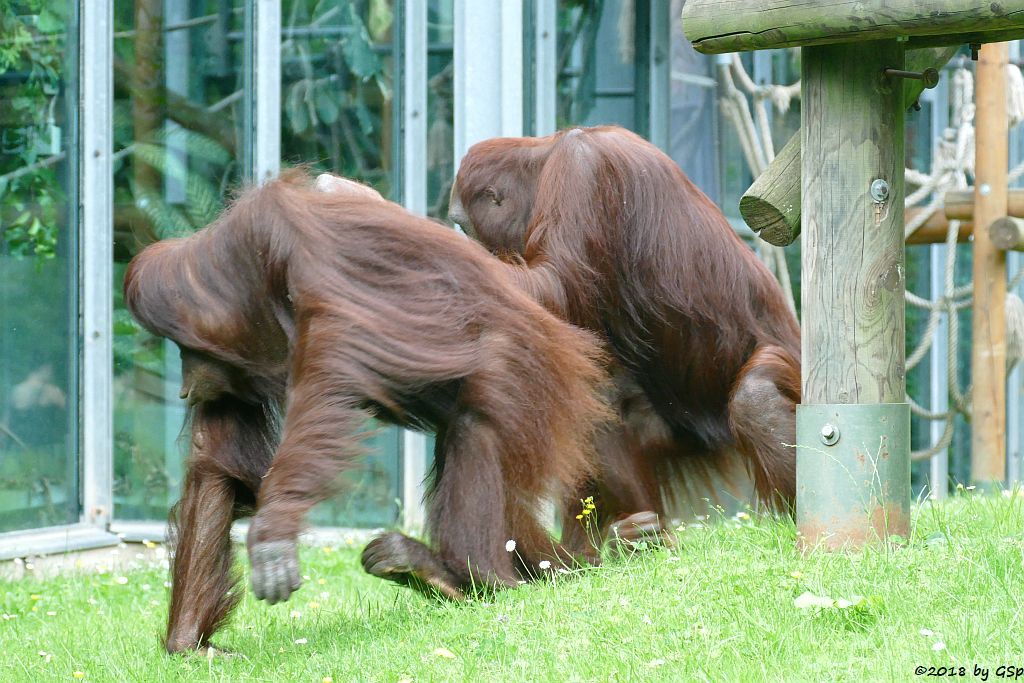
[125,169,609,653]
[449,125,800,549]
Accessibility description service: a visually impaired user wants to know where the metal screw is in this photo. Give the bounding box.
[870,179,890,203]
[820,423,840,446]
[980,183,992,197]
[883,67,940,90]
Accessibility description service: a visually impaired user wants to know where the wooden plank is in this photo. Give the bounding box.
[801,39,906,405]
[741,47,958,245]
[971,42,1009,488]
[681,0,1024,54]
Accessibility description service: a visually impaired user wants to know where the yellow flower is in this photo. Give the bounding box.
[73,673,85,679]
[789,571,804,579]
[317,578,326,586]
[30,595,41,601]
[575,514,583,520]
[323,678,333,683]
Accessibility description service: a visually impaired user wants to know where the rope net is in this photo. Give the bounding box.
[721,54,1024,462]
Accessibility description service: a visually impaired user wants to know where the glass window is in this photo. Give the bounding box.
[0,1,79,532]
[426,0,454,218]
[112,0,249,520]
[280,0,402,528]
[556,0,647,134]
[281,0,399,195]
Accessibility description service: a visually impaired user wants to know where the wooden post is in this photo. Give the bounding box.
[739,46,958,246]
[796,40,909,548]
[971,42,1010,489]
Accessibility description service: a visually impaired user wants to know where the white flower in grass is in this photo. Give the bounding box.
[919,628,934,637]
[794,591,834,609]
[294,638,308,645]
[290,610,302,620]
[432,646,456,659]
[932,641,946,651]
[115,576,128,585]
[538,560,551,570]
[505,540,516,552]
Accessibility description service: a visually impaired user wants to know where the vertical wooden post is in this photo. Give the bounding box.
[971,42,1010,489]
[797,40,910,549]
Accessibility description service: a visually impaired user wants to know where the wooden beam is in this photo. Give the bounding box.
[944,188,1024,220]
[971,42,1009,488]
[681,1,1024,54]
[741,47,959,246]
[796,40,909,549]
[905,209,972,244]
[989,216,1024,251]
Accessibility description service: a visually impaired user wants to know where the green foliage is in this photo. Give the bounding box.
[281,0,394,195]
[0,1,71,262]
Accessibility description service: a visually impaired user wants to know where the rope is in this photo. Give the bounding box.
[719,57,1024,463]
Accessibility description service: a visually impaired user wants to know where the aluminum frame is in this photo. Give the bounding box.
[0,0,119,561]
[400,0,429,533]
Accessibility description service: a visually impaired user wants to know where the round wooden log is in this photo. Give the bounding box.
[989,216,1024,251]
[738,135,800,245]
[905,209,972,244]
[680,0,1024,54]
[740,46,958,246]
[944,188,1024,220]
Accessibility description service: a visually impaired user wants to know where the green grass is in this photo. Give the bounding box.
[2,492,1023,682]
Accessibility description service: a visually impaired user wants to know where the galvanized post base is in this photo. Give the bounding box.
[796,403,910,550]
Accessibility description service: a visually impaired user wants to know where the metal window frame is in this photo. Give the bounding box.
[924,68,950,498]
[530,0,557,136]
[400,0,429,533]
[0,0,119,561]
[454,0,525,165]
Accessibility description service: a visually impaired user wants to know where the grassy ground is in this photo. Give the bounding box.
[1,492,1022,682]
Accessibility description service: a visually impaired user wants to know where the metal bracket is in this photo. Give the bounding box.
[796,403,910,550]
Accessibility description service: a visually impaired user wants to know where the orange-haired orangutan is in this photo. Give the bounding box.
[124,170,608,654]
[449,125,800,552]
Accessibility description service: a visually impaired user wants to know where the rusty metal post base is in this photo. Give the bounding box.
[796,403,910,550]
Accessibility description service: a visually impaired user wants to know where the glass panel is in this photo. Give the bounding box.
[427,0,454,218]
[281,0,398,194]
[556,0,643,132]
[112,0,248,520]
[667,17,718,201]
[0,1,79,532]
[281,0,402,528]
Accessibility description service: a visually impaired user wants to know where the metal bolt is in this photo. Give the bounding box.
[870,179,890,203]
[980,183,992,197]
[883,67,940,90]
[820,423,840,446]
